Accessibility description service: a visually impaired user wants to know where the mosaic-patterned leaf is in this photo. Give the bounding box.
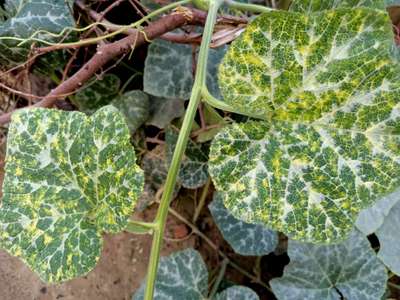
[146,96,185,129]
[0,0,74,65]
[74,74,121,114]
[376,200,400,275]
[211,9,400,243]
[133,249,208,300]
[289,0,385,12]
[209,192,278,256]
[214,286,259,300]
[166,128,209,189]
[133,248,259,300]
[356,188,400,235]
[0,105,144,282]
[270,230,388,300]
[144,38,227,99]
[111,90,150,133]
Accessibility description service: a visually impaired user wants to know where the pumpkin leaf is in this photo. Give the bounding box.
[356,188,400,235]
[166,128,209,189]
[144,38,227,99]
[111,90,150,133]
[209,192,278,256]
[0,105,144,282]
[214,286,259,300]
[211,9,400,243]
[74,74,121,114]
[270,230,388,300]
[0,0,74,65]
[133,249,259,300]
[289,0,385,12]
[376,200,400,275]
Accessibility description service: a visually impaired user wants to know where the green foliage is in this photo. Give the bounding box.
[74,74,121,114]
[356,188,400,235]
[146,96,185,129]
[144,38,226,99]
[133,249,259,300]
[211,9,400,243]
[209,192,278,256]
[270,230,388,300]
[0,0,74,65]
[0,106,144,282]
[376,201,400,275]
[166,127,209,189]
[111,90,150,133]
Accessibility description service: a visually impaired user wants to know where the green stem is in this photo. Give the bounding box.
[143,1,223,299]
[193,178,211,223]
[225,0,273,13]
[209,258,229,298]
[127,220,158,230]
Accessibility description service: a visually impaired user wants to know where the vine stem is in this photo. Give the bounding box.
[225,0,274,13]
[143,1,224,299]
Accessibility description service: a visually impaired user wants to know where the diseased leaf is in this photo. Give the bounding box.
[111,90,150,133]
[0,0,74,65]
[356,188,400,235]
[376,200,400,275]
[146,96,185,129]
[289,0,385,12]
[0,105,144,282]
[211,9,400,243]
[270,230,388,300]
[166,128,209,189]
[214,286,259,300]
[144,38,227,99]
[74,74,121,114]
[209,192,278,256]
[133,249,259,300]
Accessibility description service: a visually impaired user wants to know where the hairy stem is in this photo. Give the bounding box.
[143,1,223,299]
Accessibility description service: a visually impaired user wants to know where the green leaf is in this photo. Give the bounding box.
[133,249,259,300]
[289,0,385,12]
[74,74,121,114]
[270,230,388,300]
[0,105,144,282]
[211,9,400,243]
[111,90,150,133]
[356,188,400,235]
[166,128,209,189]
[146,96,185,129]
[376,200,400,275]
[214,286,259,300]
[144,39,227,99]
[0,0,74,65]
[133,249,208,300]
[209,192,278,256]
